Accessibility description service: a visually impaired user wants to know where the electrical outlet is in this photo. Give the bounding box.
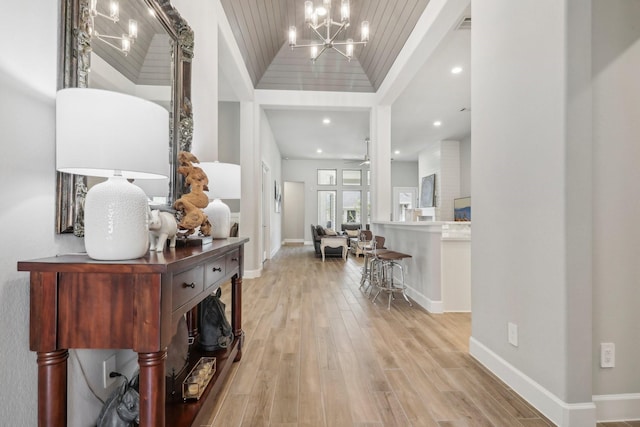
[102,354,117,388]
[508,322,519,347]
[600,343,615,368]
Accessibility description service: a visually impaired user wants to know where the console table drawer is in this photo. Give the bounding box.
[173,266,204,309]
[226,249,240,272]
[204,256,226,289]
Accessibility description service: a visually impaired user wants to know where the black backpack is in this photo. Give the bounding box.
[96,373,139,427]
[198,287,233,351]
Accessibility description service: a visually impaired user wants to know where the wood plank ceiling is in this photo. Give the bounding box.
[221,0,430,92]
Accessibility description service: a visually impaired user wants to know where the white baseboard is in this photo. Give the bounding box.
[283,239,305,245]
[404,285,443,313]
[244,268,262,279]
[593,393,640,422]
[271,245,280,259]
[469,337,596,427]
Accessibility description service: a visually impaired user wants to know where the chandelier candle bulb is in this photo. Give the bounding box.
[121,35,131,54]
[288,26,297,47]
[361,21,369,43]
[128,19,138,39]
[109,1,119,20]
[289,0,370,61]
[341,0,350,22]
[304,1,313,23]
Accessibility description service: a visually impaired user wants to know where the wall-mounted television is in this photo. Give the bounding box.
[454,197,471,221]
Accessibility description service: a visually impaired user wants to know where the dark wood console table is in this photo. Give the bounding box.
[18,237,249,427]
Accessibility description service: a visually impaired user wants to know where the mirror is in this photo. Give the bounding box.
[56,0,193,235]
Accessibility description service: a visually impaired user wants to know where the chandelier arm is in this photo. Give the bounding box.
[94,36,127,53]
[332,40,366,46]
[308,25,327,42]
[328,21,348,44]
[331,46,351,60]
[291,42,323,49]
[93,10,118,22]
[313,46,329,61]
[96,33,130,41]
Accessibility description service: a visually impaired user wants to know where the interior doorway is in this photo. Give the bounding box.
[262,162,271,264]
[392,187,418,221]
[283,181,305,244]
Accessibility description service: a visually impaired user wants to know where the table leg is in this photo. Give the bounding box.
[138,351,166,427]
[232,274,244,361]
[342,244,347,261]
[321,244,326,262]
[37,349,68,427]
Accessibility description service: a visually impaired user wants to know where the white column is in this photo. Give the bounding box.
[239,101,262,276]
[370,105,391,222]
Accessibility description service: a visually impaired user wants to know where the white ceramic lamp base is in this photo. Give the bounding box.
[204,199,231,239]
[84,176,150,260]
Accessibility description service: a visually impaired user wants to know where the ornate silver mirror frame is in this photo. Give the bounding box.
[56,0,193,235]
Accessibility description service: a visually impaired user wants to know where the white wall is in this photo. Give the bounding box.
[391,161,419,188]
[172,0,219,161]
[260,108,282,258]
[459,135,471,197]
[219,101,241,212]
[0,1,109,425]
[282,160,371,242]
[283,181,305,242]
[592,0,640,400]
[418,140,460,221]
[471,0,594,425]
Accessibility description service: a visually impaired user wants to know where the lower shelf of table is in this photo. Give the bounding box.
[165,336,240,426]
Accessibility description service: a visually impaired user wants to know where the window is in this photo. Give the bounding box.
[318,190,337,229]
[317,169,337,185]
[342,190,361,223]
[342,169,362,186]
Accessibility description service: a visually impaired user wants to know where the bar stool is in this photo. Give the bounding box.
[359,243,392,295]
[371,251,412,310]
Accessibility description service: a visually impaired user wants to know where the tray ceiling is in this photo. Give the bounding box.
[220,0,431,92]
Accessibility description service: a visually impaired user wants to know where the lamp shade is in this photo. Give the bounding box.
[199,162,241,239]
[199,162,241,200]
[56,88,169,260]
[56,88,169,179]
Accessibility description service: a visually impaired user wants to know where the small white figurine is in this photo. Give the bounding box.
[149,210,178,252]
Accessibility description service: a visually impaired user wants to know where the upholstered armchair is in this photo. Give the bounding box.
[310,225,344,257]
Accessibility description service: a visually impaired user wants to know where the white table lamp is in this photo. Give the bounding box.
[199,162,241,239]
[56,88,169,260]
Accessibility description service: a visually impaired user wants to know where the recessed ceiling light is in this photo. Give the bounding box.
[394,150,400,155]
[322,118,331,125]
[317,149,322,153]
[433,121,442,127]
[451,66,463,74]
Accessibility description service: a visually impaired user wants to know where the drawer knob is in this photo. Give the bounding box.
[231,258,238,262]
[183,282,196,289]
[212,267,222,272]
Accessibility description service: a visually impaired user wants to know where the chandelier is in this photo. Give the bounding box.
[88,0,138,56]
[288,0,370,62]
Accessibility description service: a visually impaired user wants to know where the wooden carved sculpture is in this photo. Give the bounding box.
[174,152,212,237]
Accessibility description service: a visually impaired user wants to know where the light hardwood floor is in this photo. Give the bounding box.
[204,245,637,427]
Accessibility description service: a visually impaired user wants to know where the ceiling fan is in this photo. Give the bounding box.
[345,137,371,166]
